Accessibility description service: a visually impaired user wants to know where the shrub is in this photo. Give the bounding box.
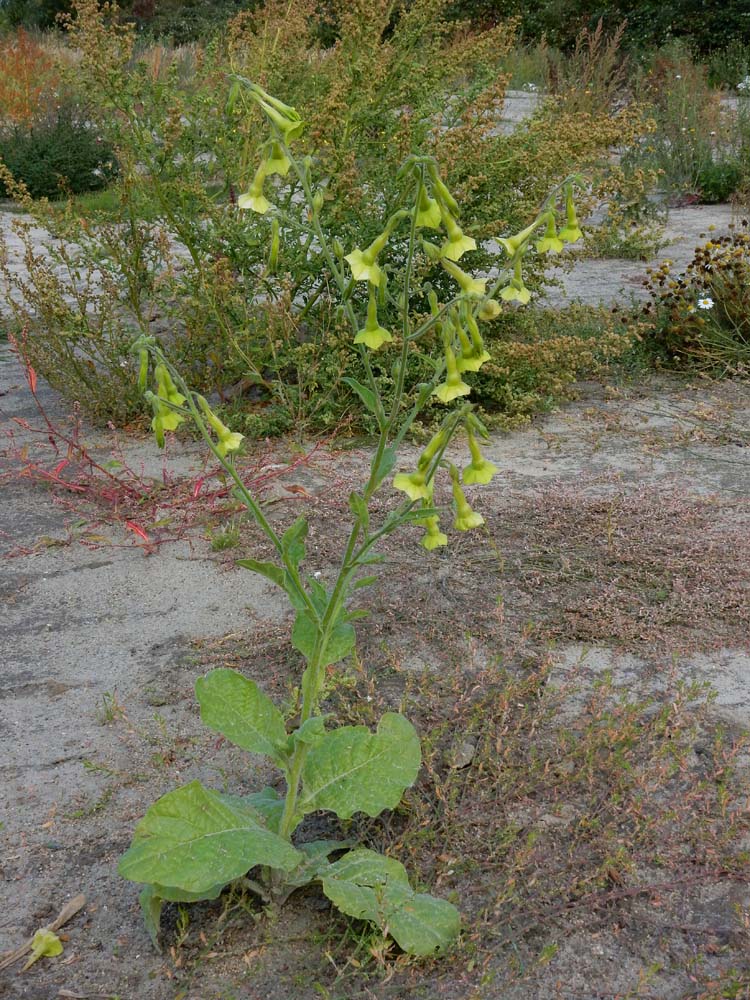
[0,110,118,199]
[641,221,750,374]
[1,0,653,433]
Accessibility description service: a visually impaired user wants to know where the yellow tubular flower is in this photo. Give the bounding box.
[392,468,431,502]
[499,256,531,304]
[238,163,271,215]
[559,187,583,244]
[345,229,390,286]
[433,342,471,404]
[264,140,291,177]
[354,285,393,350]
[420,515,448,550]
[497,217,542,257]
[463,430,499,485]
[535,213,564,254]
[439,257,486,298]
[451,468,485,531]
[440,207,477,262]
[415,185,442,230]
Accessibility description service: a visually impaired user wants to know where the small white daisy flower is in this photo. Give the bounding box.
[697,297,714,310]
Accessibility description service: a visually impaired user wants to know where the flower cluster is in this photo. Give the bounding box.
[392,415,498,549]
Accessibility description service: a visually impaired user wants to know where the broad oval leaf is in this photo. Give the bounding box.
[299,713,420,820]
[119,780,302,893]
[196,669,288,765]
[321,848,460,957]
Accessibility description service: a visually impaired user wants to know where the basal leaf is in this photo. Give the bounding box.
[119,781,302,893]
[196,669,288,765]
[299,713,420,820]
[321,849,460,956]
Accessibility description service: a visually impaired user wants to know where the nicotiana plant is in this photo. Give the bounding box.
[119,78,583,957]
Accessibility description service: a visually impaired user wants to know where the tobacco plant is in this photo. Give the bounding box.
[119,78,584,957]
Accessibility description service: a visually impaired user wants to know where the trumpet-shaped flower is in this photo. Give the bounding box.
[440,208,477,262]
[238,164,272,215]
[478,298,501,321]
[392,468,431,501]
[420,515,448,550]
[216,431,245,458]
[264,140,291,177]
[451,470,485,531]
[559,187,583,244]
[456,309,491,372]
[497,217,542,257]
[354,287,393,350]
[535,214,564,254]
[151,365,186,435]
[440,257,486,298]
[345,228,390,287]
[417,428,447,470]
[415,185,442,230]
[198,396,245,458]
[431,175,460,215]
[499,256,531,304]
[256,93,305,140]
[433,342,471,403]
[463,430,499,485]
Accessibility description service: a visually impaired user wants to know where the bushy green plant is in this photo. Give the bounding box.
[0,109,117,200]
[641,221,750,373]
[1,0,651,434]
[118,78,582,955]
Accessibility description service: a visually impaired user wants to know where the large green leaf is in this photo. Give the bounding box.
[218,787,285,834]
[299,713,420,820]
[321,849,460,956]
[119,781,302,893]
[292,610,355,667]
[195,668,288,766]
